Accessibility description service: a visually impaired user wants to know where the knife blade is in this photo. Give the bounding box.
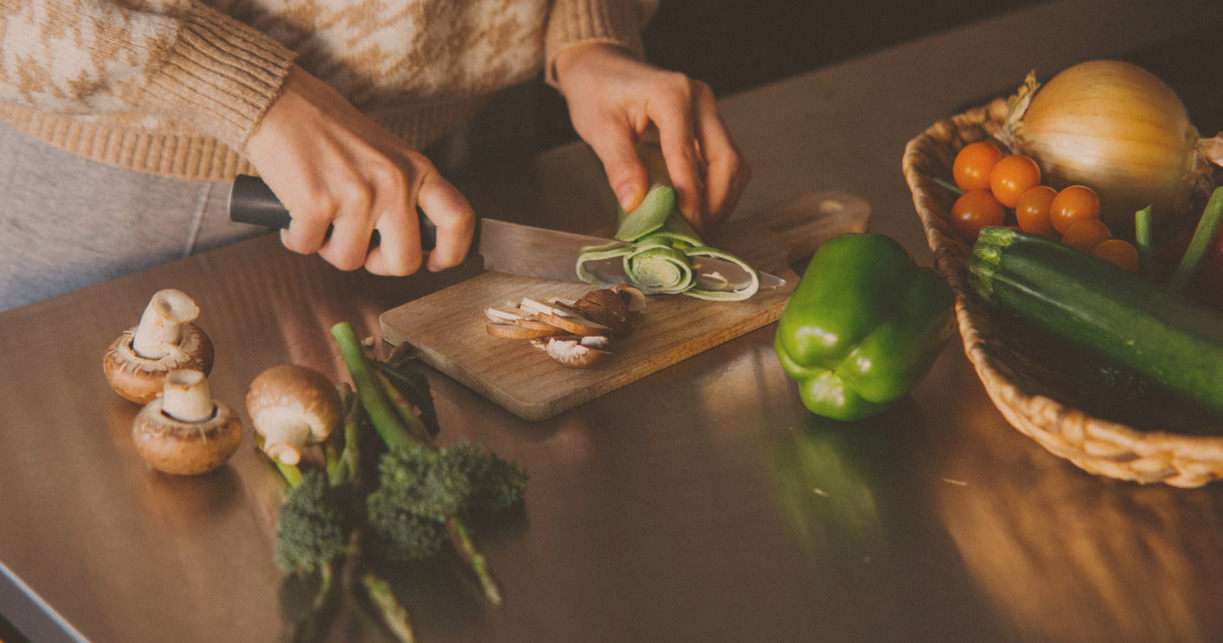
[227,175,783,289]
[228,174,616,283]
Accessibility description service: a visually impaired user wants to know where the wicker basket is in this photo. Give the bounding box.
[903,99,1223,488]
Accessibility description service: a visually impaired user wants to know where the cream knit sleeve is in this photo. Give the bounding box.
[0,0,295,150]
[543,0,660,86]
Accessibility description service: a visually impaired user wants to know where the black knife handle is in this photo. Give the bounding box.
[228,174,445,251]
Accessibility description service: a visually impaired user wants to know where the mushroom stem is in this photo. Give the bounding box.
[132,289,201,359]
[257,413,312,466]
[161,369,216,423]
[246,364,343,467]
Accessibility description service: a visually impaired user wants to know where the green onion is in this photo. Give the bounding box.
[1169,187,1223,293]
[1134,206,1154,281]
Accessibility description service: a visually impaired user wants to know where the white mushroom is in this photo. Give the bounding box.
[246,364,342,466]
[528,299,614,337]
[532,336,611,368]
[104,289,214,404]
[132,369,243,476]
[485,305,530,324]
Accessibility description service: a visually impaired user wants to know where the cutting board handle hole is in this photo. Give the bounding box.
[767,195,861,234]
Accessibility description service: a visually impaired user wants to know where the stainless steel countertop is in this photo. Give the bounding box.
[4,1,1223,641]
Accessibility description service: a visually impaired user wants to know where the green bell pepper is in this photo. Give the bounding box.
[774,233,955,421]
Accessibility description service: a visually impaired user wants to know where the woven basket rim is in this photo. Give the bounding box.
[902,101,1223,488]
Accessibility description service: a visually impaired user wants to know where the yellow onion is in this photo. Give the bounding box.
[999,60,1223,236]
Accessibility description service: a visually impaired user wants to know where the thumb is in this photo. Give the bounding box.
[590,135,650,213]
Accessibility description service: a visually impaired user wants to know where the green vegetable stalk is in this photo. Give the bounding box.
[269,390,414,643]
[774,233,955,421]
[576,148,760,301]
[267,325,528,642]
[1169,186,1223,293]
[331,322,528,606]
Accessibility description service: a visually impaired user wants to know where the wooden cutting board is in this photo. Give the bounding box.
[380,191,870,420]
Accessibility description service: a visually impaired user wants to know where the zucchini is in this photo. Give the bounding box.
[969,226,1223,416]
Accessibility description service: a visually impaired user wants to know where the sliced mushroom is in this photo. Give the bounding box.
[104,289,214,404]
[485,287,647,367]
[611,284,648,312]
[532,300,614,337]
[132,369,243,475]
[532,336,611,368]
[486,321,559,340]
[246,364,342,466]
[573,288,633,335]
[485,305,531,324]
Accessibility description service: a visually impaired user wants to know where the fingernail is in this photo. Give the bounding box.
[616,184,639,212]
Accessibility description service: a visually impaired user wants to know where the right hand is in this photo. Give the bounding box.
[244,65,474,275]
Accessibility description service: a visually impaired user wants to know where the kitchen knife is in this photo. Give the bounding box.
[228,175,783,288]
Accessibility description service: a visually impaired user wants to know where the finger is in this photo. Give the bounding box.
[585,122,650,213]
[277,186,334,255]
[692,89,750,225]
[317,185,377,272]
[416,172,475,271]
[364,202,423,277]
[651,88,704,227]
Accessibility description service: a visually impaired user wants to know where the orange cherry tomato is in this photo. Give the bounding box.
[1049,185,1102,235]
[950,190,1006,242]
[989,154,1042,208]
[1014,185,1057,236]
[953,141,1005,192]
[1060,218,1111,253]
[1092,238,1141,273]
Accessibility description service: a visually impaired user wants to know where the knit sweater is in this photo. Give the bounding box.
[0,0,656,181]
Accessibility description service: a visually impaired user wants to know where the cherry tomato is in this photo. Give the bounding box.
[1014,185,1057,236]
[1060,219,1111,253]
[989,154,1042,208]
[1049,185,1101,235]
[950,190,1006,241]
[953,141,1004,192]
[1091,238,1140,273]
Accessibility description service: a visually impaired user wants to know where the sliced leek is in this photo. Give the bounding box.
[615,184,677,241]
[576,184,760,301]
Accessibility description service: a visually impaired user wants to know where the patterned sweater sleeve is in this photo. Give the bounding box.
[0,0,295,150]
[543,0,660,86]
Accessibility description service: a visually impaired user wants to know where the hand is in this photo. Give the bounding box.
[244,65,474,275]
[554,44,750,231]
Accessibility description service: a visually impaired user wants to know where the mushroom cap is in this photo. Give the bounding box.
[132,398,243,475]
[246,365,342,463]
[103,324,215,404]
[573,288,633,335]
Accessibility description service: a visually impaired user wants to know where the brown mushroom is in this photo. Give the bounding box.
[573,288,634,335]
[245,364,342,466]
[610,284,648,312]
[132,369,243,475]
[104,289,214,404]
[485,288,646,368]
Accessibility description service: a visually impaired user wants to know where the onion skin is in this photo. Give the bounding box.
[1004,60,1215,236]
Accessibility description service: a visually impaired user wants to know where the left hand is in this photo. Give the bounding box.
[553,43,750,232]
